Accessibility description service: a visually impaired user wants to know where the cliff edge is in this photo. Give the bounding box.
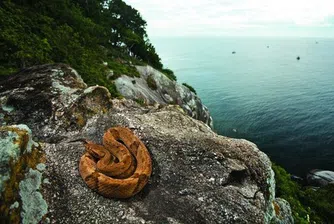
[114,65,213,128]
[0,64,292,223]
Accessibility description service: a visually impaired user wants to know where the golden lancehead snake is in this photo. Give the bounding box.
[79,127,152,198]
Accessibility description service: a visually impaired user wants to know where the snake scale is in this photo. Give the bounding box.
[79,127,152,198]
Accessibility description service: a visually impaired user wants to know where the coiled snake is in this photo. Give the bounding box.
[79,127,152,198]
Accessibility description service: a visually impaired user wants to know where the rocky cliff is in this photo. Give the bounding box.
[114,65,213,128]
[0,64,292,223]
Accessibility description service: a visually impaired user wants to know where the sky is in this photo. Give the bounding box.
[123,0,334,38]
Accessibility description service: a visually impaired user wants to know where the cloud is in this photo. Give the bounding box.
[123,0,334,36]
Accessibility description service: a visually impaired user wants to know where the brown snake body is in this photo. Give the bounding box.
[79,127,152,198]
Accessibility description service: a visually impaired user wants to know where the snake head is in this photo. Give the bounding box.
[85,142,106,159]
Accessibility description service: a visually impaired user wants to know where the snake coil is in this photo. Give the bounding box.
[79,127,152,198]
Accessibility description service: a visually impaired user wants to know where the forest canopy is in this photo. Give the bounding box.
[0,0,170,96]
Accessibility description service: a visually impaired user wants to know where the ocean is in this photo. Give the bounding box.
[151,36,334,176]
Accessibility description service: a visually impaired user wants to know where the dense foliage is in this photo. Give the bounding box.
[0,0,172,96]
[272,163,334,223]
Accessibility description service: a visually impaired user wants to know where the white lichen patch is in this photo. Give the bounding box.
[11,124,39,153]
[0,130,20,163]
[36,163,46,172]
[1,96,14,113]
[188,99,197,109]
[265,167,276,223]
[51,80,81,110]
[52,81,77,95]
[43,178,51,185]
[19,168,48,224]
[0,130,20,192]
[10,201,19,210]
[83,86,98,94]
[70,68,85,84]
[51,68,81,101]
[2,104,14,113]
[51,69,64,77]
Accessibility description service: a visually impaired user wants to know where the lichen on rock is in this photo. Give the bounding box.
[0,129,20,192]
[0,125,47,224]
[0,64,112,142]
[271,198,294,224]
[0,125,37,192]
[19,168,48,224]
[265,168,276,223]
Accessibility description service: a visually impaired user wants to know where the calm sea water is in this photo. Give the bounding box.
[151,36,334,176]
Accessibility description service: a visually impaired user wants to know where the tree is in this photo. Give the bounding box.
[103,0,162,68]
[0,0,171,94]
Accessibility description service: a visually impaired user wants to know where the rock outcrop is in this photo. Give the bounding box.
[114,65,213,128]
[272,198,294,224]
[307,169,334,187]
[0,125,47,224]
[0,64,292,223]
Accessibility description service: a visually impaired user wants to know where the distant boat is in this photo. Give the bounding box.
[232,51,236,54]
[297,56,300,60]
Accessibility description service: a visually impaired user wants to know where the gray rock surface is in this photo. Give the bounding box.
[272,198,294,224]
[307,169,334,187]
[0,64,113,143]
[0,64,292,223]
[115,65,213,128]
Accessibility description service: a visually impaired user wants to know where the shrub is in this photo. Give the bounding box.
[301,185,334,223]
[134,98,145,106]
[182,83,197,95]
[272,163,331,223]
[161,68,177,81]
[146,74,157,90]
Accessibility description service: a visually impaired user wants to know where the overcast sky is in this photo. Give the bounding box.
[123,0,334,37]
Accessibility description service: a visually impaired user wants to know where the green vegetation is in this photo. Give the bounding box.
[0,0,173,97]
[134,98,146,106]
[272,164,310,223]
[182,83,197,95]
[302,185,334,223]
[107,60,140,79]
[146,74,157,90]
[161,68,177,81]
[272,163,334,223]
